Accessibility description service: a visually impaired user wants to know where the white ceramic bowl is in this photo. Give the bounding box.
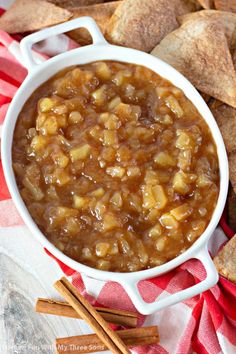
[1,17,229,315]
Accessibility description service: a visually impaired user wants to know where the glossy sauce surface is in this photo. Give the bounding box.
[12,61,219,272]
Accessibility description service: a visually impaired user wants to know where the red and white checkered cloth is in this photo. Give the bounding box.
[0,13,236,354]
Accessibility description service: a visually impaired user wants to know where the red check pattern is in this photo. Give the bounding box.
[0,24,235,354]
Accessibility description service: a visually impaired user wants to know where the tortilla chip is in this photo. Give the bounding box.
[48,0,104,7]
[105,0,196,52]
[227,184,236,232]
[67,2,120,45]
[214,234,236,283]
[211,104,236,192]
[196,0,214,8]
[214,0,236,12]
[0,0,72,33]
[178,10,236,49]
[152,16,236,108]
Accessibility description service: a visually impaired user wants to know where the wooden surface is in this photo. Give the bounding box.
[0,225,107,354]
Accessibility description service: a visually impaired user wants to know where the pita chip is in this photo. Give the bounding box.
[105,0,196,52]
[178,10,236,49]
[0,0,72,33]
[67,2,120,45]
[152,16,236,108]
[196,0,214,8]
[214,234,236,283]
[211,104,236,191]
[214,0,236,12]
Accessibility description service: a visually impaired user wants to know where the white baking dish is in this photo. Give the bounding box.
[1,17,229,315]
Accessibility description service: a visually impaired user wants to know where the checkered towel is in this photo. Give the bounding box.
[0,16,236,354]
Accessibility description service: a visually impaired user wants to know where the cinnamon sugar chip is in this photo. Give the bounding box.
[214,234,236,283]
[211,104,236,192]
[0,0,72,33]
[178,10,236,49]
[105,0,196,52]
[214,0,236,12]
[68,1,121,45]
[152,14,236,108]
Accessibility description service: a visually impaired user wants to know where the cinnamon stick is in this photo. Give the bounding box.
[56,326,159,353]
[54,277,131,354]
[36,298,138,327]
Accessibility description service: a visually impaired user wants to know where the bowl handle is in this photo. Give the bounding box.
[120,246,219,315]
[20,17,107,71]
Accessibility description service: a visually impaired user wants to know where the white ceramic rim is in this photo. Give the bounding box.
[1,18,229,314]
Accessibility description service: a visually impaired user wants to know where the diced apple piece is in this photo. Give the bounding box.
[103,130,118,146]
[52,152,69,168]
[156,86,170,98]
[108,96,121,110]
[113,70,132,86]
[73,195,88,209]
[192,220,206,233]
[197,174,212,188]
[54,168,70,186]
[148,223,162,238]
[94,62,111,80]
[146,208,160,222]
[65,217,80,235]
[97,260,111,270]
[89,125,103,142]
[56,207,78,218]
[165,95,183,117]
[95,242,110,257]
[99,113,120,130]
[152,185,168,210]
[81,247,93,260]
[90,188,105,198]
[142,185,156,209]
[106,166,125,178]
[30,135,47,151]
[170,203,192,221]
[160,213,179,229]
[91,85,106,105]
[127,166,141,177]
[39,97,55,112]
[144,170,159,185]
[156,236,168,251]
[136,239,148,265]
[116,146,131,162]
[178,150,191,170]
[175,131,193,150]
[114,102,133,121]
[68,111,83,124]
[69,144,91,162]
[101,147,116,162]
[41,116,58,135]
[110,241,119,255]
[110,191,123,208]
[154,152,175,167]
[102,213,121,231]
[128,194,142,212]
[173,171,190,195]
[53,104,68,115]
[118,239,131,254]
